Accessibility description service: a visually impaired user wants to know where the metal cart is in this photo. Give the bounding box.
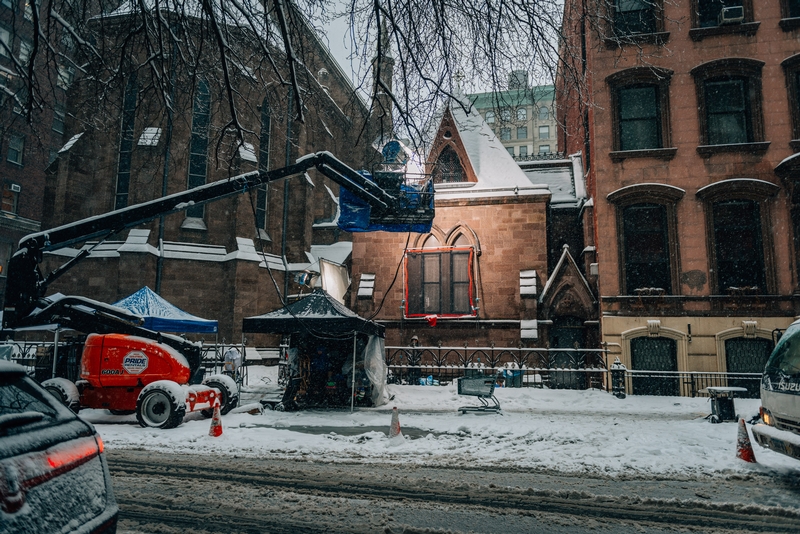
[457,375,501,414]
[701,386,748,423]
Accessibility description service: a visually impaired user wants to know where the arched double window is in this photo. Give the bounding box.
[405,230,476,317]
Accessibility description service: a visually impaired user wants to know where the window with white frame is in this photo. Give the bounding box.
[500,127,511,140]
[0,26,10,58]
[2,183,19,214]
[52,103,65,134]
[485,111,495,124]
[517,126,527,139]
[18,40,32,65]
[539,125,550,139]
[519,145,528,157]
[538,106,549,120]
[57,65,75,89]
[7,133,24,165]
[516,108,527,121]
[539,144,551,154]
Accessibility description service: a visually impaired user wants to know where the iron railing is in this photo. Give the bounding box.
[2,339,765,399]
[385,344,764,398]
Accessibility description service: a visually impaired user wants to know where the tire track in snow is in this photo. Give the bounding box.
[108,450,800,533]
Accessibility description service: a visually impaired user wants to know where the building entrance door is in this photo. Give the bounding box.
[630,337,679,396]
[725,337,773,398]
[548,316,586,389]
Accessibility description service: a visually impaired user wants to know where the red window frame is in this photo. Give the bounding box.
[404,246,475,318]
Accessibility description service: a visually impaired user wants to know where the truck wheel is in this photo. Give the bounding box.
[42,378,81,413]
[136,388,185,429]
[201,377,239,416]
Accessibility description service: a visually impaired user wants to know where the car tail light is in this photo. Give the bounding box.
[1,434,104,514]
[760,406,773,426]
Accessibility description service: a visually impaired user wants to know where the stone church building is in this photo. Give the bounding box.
[350,98,597,354]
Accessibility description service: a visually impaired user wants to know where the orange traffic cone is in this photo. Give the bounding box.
[736,418,756,463]
[389,406,402,438]
[209,399,223,438]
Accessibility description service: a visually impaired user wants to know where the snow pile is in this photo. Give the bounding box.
[80,366,800,477]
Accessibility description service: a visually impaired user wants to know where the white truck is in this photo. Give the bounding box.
[752,319,800,460]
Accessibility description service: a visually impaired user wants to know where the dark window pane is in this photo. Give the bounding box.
[451,252,471,313]
[619,85,660,150]
[614,0,656,35]
[259,102,271,172]
[256,185,268,230]
[790,0,800,18]
[623,204,671,293]
[187,80,210,219]
[705,78,750,145]
[115,74,137,209]
[713,199,765,292]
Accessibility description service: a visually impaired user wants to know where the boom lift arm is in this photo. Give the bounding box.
[3,151,432,340]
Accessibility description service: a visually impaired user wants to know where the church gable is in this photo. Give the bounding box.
[539,246,596,321]
[427,108,478,183]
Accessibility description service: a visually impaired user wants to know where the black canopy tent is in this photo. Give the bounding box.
[242,289,384,337]
[243,289,386,411]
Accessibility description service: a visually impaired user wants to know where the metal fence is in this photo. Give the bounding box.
[1,339,765,399]
[385,344,609,390]
[385,344,764,398]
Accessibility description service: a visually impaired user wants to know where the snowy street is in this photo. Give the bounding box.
[76,366,800,533]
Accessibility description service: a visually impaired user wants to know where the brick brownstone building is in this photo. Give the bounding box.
[34,4,375,344]
[350,98,596,352]
[558,0,800,393]
[0,0,70,301]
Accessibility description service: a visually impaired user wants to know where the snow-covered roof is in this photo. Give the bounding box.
[430,99,551,202]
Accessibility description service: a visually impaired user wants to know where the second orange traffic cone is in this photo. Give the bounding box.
[209,399,223,438]
[736,418,756,463]
[389,406,402,438]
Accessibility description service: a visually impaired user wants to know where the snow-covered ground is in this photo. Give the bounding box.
[80,366,800,477]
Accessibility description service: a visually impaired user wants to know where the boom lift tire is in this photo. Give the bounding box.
[136,386,185,429]
[201,375,239,416]
[42,378,81,413]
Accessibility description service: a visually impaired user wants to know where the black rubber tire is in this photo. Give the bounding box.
[44,384,81,414]
[136,388,185,429]
[201,379,238,417]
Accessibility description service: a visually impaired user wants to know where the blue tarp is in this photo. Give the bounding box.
[338,171,434,233]
[113,286,218,333]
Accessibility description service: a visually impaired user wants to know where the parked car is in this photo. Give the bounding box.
[0,361,118,533]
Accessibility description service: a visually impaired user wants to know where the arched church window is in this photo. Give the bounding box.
[433,146,466,184]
